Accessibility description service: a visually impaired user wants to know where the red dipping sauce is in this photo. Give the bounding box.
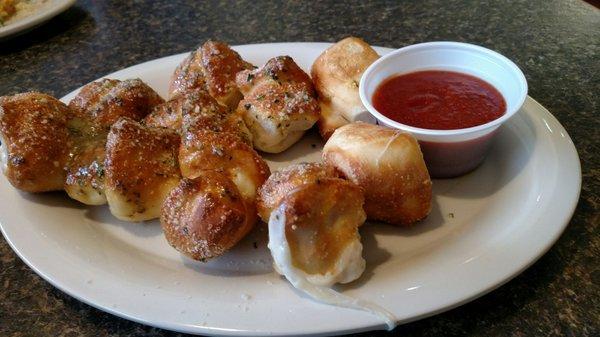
[372,70,506,130]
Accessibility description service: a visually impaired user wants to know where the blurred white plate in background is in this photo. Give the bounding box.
[0,0,75,39]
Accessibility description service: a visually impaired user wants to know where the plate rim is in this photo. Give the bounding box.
[0,42,582,336]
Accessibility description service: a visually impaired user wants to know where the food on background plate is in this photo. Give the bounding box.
[258,162,396,329]
[65,78,164,205]
[0,93,71,192]
[169,40,254,109]
[236,56,320,153]
[162,172,257,261]
[311,36,379,139]
[0,0,16,25]
[104,118,181,221]
[372,70,506,130]
[323,122,432,226]
[0,0,49,26]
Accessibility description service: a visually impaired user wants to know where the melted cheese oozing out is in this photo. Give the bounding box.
[268,207,397,330]
[0,139,8,174]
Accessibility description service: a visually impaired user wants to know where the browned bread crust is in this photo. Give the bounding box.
[104,117,181,221]
[145,88,252,145]
[276,178,366,275]
[256,162,340,222]
[64,78,164,205]
[179,129,270,204]
[69,78,164,128]
[323,122,432,226]
[169,40,254,109]
[236,56,320,153]
[311,37,379,140]
[0,92,72,192]
[161,172,256,261]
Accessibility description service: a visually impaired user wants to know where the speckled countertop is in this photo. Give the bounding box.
[0,0,598,336]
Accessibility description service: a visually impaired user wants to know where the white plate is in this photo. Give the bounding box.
[0,43,581,336]
[0,0,75,39]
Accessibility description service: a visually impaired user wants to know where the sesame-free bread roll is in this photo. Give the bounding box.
[0,93,72,193]
[144,87,252,144]
[256,162,340,222]
[169,40,254,109]
[311,37,379,139]
[179,129,270,205]
[236,56,320,153]
[323,122,432,226]
[161,172,257,261]
[257,161,395,326]
[104,118,181,222]
[257,162,367,285]
[266,176,367,286]
[68,78,164,129]
[65,78,164,206]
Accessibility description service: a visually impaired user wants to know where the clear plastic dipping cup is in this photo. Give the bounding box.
[359,41,528,178]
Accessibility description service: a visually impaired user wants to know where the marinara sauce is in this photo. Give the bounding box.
[372,70,506,130]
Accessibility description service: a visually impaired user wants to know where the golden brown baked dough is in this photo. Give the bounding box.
[322,122,432,226]
[169,40,254,109]
[64,78,164,205]
[273,178,366,279]
[179,129,270,204]
[155,87,265,259]
[63,115,107,205]
[258,162,398,324]
[180,92,252,145]
[68,78,164,128]
[256,162,340,222]
[311,37,379,139]
[145,88,252,145]
[0,93,72,192]
[143,89,190,130]
[161,172,256,261]
[104,118,181,221]
[0,1,16,23]
[236,56,320,153]
[258,162,367,285]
